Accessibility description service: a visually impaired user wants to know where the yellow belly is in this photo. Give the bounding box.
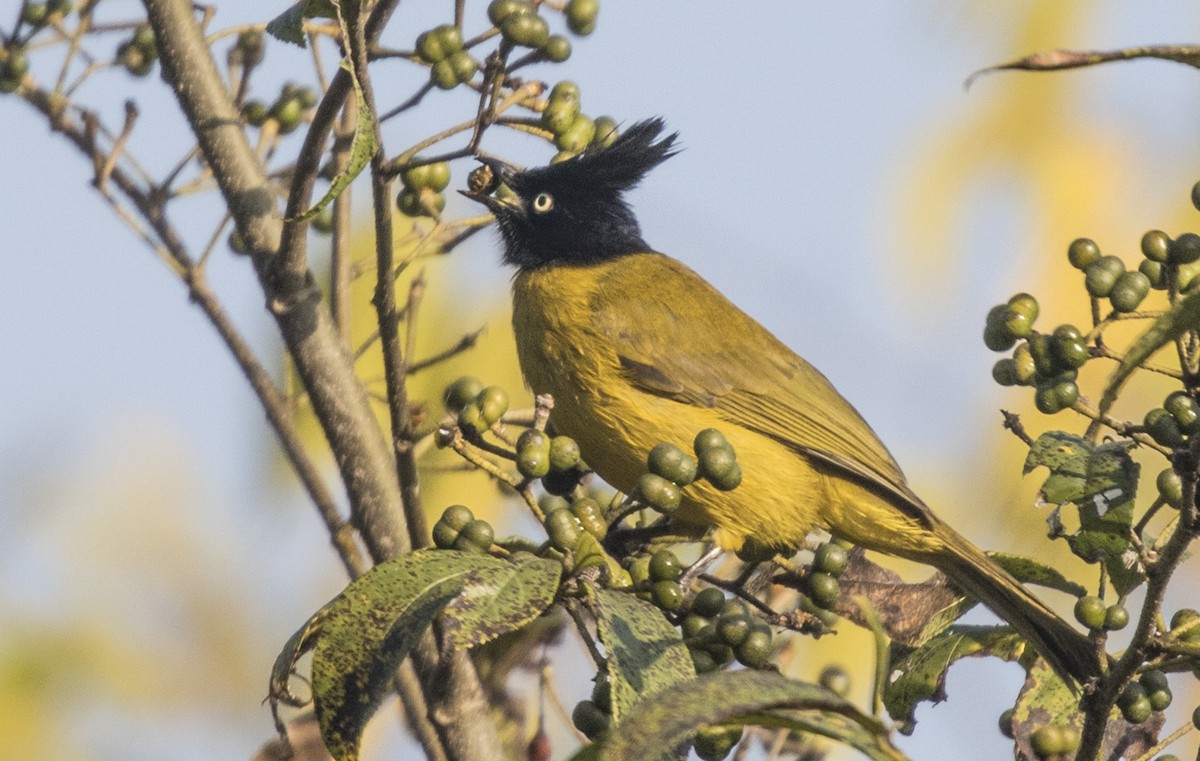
[512,262,812,551]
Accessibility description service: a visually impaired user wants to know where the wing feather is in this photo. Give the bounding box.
[591,255,920,509]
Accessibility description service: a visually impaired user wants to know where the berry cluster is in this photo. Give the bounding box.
[985,293,1085,414]
[540,81,619,161]
[116,25,158,77]
[241,81,318,135]
[396,158,452,219]
[416,25,477,90]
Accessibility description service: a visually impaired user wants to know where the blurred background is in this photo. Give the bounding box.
[3,1,1200,759]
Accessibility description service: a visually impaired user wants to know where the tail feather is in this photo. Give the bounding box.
[934,538,1100,686]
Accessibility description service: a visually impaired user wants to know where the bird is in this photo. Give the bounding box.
[462,118,1099,685]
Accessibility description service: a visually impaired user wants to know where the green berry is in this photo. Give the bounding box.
[416,24,462,63]
[1157,467,1183,508]
[516,433,551,480]
[1068,237,1101,270]
[647,442,698,486]
[1034,380,1073,415]
[693,725,742,761]
[1139,259,1166,289]
[1144,407,1186,448]
[697,439,741,491]
[565,0,599,35]
[808,572,840,609]
[1109,270,1151,312]
[453,518,494,552]
[694,428,730,455]
[440,504,475,531]
[570,497,606,539]
[813,542,849,577]
[689,646,718,674]
[1170,232,1200,265]
[1073,595,1106,630]
[681,613,710,638]
[1171,609,1200,641]
[998,708,1014,739]
[241,99,268,126]
[692,588,725,618]
[271,96,305,133]
[637,473,682,513]
[651,580,685,612]
[592,116,619,147]
[649,549,683,581]
[571,699,610,740]
[1051,324,1089,369]
[992,358,1018,386]
[21,3,48,25]
[1119,683,1152,724]
[1006,292,1039,320]
[819,664,851,696]
[488,0,533,25]
[1142,230,1172,262]
[448,50,476,83]
[555,114,596,153]
[544,508,582,553]
[983,304,1017,352]
[501,11,549,48]
[443,376,484,412]
[1027,333,1057,377]
[541,464,584,496]
[540,34,572,62]
[716,605,750,647]
[1193,182,1200,212]
[1165,391,1200,433]
[735,628,772,669]
[1192,704,1200,730]
[430,59,458,89]
[1012,343,1038,385]
[1104,603,1130,631]
[476,385,509,427]
[1084,255,1125,298]
[117,40,154,77]
[1148,687,1173,712]
[402,159,452,192]
[549,436,581,471]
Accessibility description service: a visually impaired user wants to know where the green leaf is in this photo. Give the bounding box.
[1023,433,1143,592]
[1011,660,1162,761]
[307,550,552,761]
[289,0,379,222]
[592,588,694,722]
[1097,290,1200,418]
[569,670,903,761]
[440,554,561,650]
[990,552,1088,597]
[265,0,338,46]
[884,624,1025,729]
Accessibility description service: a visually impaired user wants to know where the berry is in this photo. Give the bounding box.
[1068,237,1101,270]
[540,35,571,62]
[488,0,533,26]
[649,549,683,581]
[1157,467,1183,508]
[452,519,494,552]
[1073,595,1106,630]
[651,580,684,612]
[807,572,840,609]
[549,436,581,471]
[637,473,682,513]
[1142,230,1172,262]
[1084,255,1125,298]
[544,508,582,553]
[818,664,851,696]
[501,11,549,48]
[647,442,699,485]
[1170,232,1200,265]
[1144,407,1186,448]
[443,376,484,412]
[1109,270,1151,313]
[565,0,599,36]
[813,542,849,577]
[735,627,772,668]
[1165,391,1200,434]
[571,699,610,740]
[477,385,509,426]
[1104,604,1129,631]
[983,304,1017,352]
[691,588,726,618]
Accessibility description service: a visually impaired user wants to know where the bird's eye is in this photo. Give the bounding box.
[532,192,554,214]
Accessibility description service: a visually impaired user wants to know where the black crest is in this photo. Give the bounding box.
[482,118,680,269]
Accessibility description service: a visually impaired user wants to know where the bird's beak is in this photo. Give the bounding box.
[460,156,523,217]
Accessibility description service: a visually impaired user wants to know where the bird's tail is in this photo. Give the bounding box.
[932,532,1101,686]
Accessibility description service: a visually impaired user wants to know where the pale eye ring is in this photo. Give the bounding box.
[532,192,554,213]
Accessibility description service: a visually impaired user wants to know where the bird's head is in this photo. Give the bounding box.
[462,118,679,269]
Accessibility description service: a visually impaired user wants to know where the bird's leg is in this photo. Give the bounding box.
[679,543,725,591]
